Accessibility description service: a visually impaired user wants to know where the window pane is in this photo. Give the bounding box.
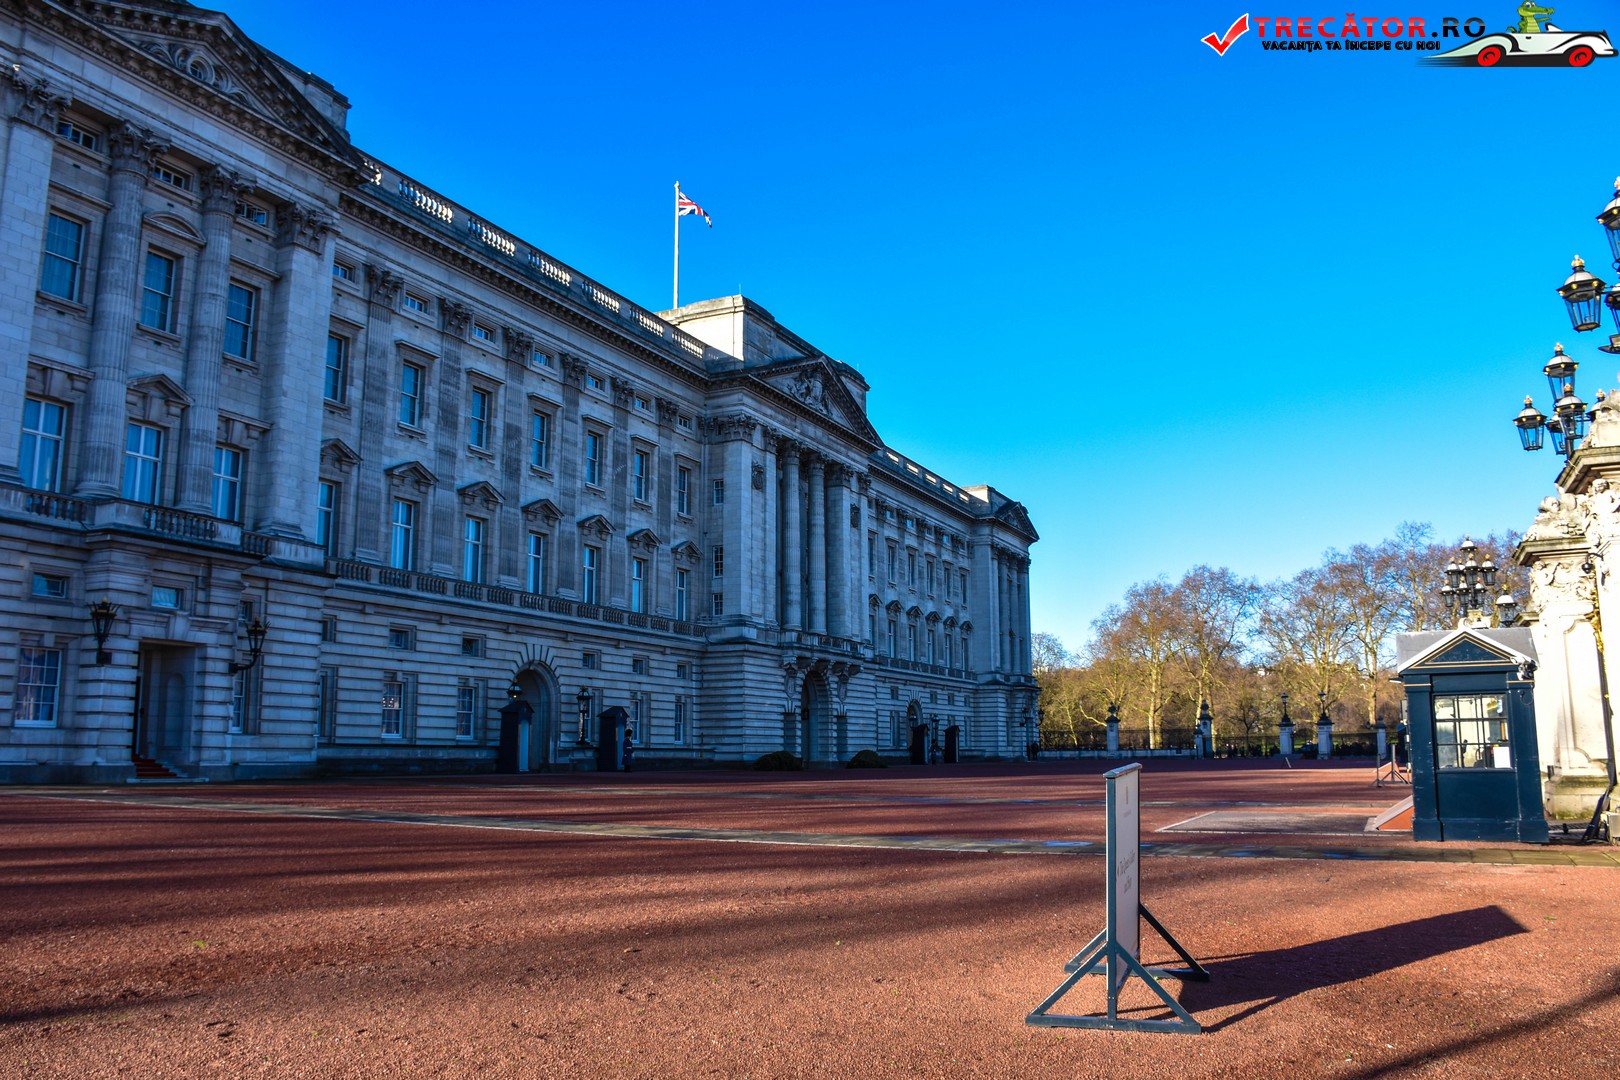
[211,446,241,520]
[324,335,348,403]
[141,252,175,331]
[224,283,256,360]
[41,214,84,300]
[21,398,65,492]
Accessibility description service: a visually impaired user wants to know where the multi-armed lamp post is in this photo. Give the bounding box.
[1515,179,1620,460]
[1440,536,1517,628]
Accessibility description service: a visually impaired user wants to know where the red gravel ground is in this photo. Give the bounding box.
[2,760,1617,1078]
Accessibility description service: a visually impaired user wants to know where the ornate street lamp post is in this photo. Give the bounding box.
[576,686,592,745]
[1514,344,1594,461]
[88,599,118,665]
[228,617,269,673]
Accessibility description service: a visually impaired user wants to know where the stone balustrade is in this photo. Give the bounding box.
[329,555,707,640]
[362,161,723,370]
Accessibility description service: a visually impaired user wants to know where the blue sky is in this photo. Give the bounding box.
[232,0,1620,650]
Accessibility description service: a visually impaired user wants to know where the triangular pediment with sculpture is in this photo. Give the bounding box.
[754,357,879,444]
[50,1,365,176]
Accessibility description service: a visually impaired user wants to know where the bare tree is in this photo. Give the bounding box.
[1095,579,1182,748]
[1172,565,1259,718]
[1258,567,1357,711]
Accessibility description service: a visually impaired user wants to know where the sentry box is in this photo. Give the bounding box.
[1394,628,1547,844]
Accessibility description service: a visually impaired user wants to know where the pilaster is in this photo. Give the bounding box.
[76,121,169,498]
[353,264,402,560]
[176,166,252,513]
[0,68,69,484]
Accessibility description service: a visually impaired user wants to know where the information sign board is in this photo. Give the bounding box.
[1106,764,1140,990]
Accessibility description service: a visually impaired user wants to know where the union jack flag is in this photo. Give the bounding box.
[677,189,711,227]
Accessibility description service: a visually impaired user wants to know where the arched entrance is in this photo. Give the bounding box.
[799,669,831,763]
[907,699,926,764]
[507,664,559,771]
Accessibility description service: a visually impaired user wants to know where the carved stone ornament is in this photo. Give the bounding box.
[751,461,766,490]
[199,165,254,211]
[367,265,403,306]
[849,503,861,528]
[707,413,759,442]
[504,328,535,362]
[788,369,830,413]
[656,397,680,426]
[1529,556,1593,607]
[7,67,68,131]
[1524,492,1586,543]
[131,39,256,111]
[442,300,472,335]
[276,203,337,251]
[105,121,170,174]
[611,377,634,410]
[561,355,588,387]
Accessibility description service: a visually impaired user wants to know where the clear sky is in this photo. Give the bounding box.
[230,0,1620,651]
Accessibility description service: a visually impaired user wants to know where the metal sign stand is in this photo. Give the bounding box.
[1026,763,1209,1035]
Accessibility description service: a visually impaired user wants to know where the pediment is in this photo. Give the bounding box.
[320,438,360,470]
[126,371,190,406]
[577,513,615,538]
[626,528,662,549]
[61,3,366,176]
[521,498,561,523]
[1396,628,1535,675]
[995,500,1039,541]
[458,480,505,509]
[671,540,702,563]
[758,358,879,443]
[385,460,437,490]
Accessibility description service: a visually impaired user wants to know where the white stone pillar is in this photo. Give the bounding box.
[0,72,66,484]
[827,463,849,640]
[175,166,246,513]
[807,453,827,635]
[77,122,169,498]
[780,442,802,630]
[353,265,402,562]
[253,203,335,541]
[761,431,779,625]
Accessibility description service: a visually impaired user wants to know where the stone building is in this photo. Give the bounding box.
[0,0,1037,781]
[1515,389,1620,821]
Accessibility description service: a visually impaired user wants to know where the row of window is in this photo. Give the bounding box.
[871,612,972,667]
[314,670,690,746]
[872,533,969,600]
[23,399,244,517]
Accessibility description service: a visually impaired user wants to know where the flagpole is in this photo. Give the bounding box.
[673,181,680,310]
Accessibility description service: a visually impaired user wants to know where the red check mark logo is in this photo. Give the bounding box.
[1202,13,1250,55]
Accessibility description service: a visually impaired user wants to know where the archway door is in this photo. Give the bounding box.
[513,665,558,771]
[800,670,831,763]
[134,643,197,767]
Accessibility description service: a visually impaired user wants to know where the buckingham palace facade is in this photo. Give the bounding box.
[0,0,1037,782]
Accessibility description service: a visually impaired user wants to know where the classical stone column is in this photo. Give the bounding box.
[780,441,803,630]
[175,166,249,513]
[498,329,535,586]
[77,122,169,498]
[761,431,780,626]
[0,70,68,485]
[430,301,471,575]
[253,201,335,541]
[807,452,827,635]
[353,265,402,561]
[555,356,586,596]
[826,463,849,640]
